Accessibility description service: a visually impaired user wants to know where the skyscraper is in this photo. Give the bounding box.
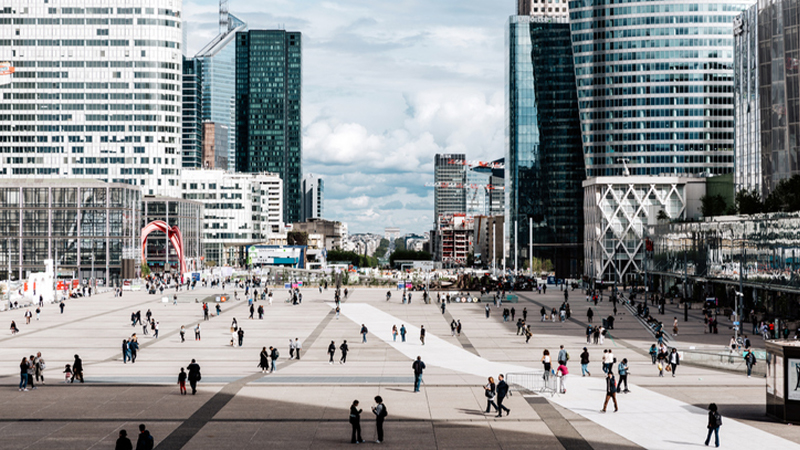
[0,1,183,197]
[236,30,302,224]
[733,6,761,195]
[301,174,323,221]
[195,12,246,171]
[506,14,585,277]
[434,154,467,221]
[569,0,752,178]
[182,57,203,169]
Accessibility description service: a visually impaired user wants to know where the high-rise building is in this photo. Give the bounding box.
[517,0,569,17]
[195,12,246,171]
[734,0,800,197]
[434,154,467,222]
[0,1,183,197]
[236,30,302,224]
[182,57,203,169]
[301,174,323,221]
[506,14,585,277]
[569,0,752,178]
[201,122,228,170]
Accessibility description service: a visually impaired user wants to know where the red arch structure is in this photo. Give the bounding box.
[141,220,187,274]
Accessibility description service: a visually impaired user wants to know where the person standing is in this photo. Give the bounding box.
[673,317,679,336]
[485,304,491,318]
[34,352,45,385]
[392,325,398,341]
[136,424,154,450]
[400,324,407,342]
[580,347,591,377]
[187,359,201,395]
[129,338,139,363]
[541,350,552,382]
[294,338,302,360]
[372,396,387,443]
[495,374,511,417]
[339,340,349,364]
[705,403,721,447]
[617,358,630,393]
[522,307,528,322]
[412,356,426,392]
[349,400,364,444]
[19,357,28,391]
[180,326,185,343]
[122,339,130,364]
[457,320,462,337]
[420,325,426,345]
[115,430,133,450]
[601,371,618,412]
[649,344,658,364]
[59,301,65,314]
[237,327,245,347]
[259,347,270,373]
[558,345,568,366]
[72,354,84,383]
[556,362,569,394]
[328,340,336,364]
[669,348,680,377]
[360,324,368,343]
[289,338,295,359]
[484,376,499,414]
[178,368,187,395]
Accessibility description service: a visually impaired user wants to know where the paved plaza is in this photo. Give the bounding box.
[1,285,799,449]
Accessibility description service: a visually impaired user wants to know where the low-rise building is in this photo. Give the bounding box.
[291,218,345,251]
[436,214,474,267]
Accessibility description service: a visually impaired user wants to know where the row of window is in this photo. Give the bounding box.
[579,84,733,98]
[12,60,177,69]
[587,154,734,165]
[11,39,177,47]
[570,3,746,20]
[581,107,732,120]
[575,49,733,65]
[580,96,732,109]
[571,14,736,32]
[5,104,175,112]
[583,120,734,131]
[572,26,734,43]
[583,131,734,142]
[577,72,731,87]
[575,61,733,76]
[573,38,733,54]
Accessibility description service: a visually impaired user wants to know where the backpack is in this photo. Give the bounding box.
[273,349,280,359]
[714,412,722,427]
[379,404,388,418]
[566,352,570,361]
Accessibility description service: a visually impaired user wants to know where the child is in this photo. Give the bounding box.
[178,368,187,395]
[63,364,72,383]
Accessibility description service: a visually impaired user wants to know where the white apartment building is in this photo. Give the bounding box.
[181,169,283,267]
[0,0,183,197]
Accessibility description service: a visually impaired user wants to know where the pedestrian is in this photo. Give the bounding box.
[540,306,547,322]
[122,339,130,363]
[457,320,462,336]
[19,357,28,391]
[63,364,72,382]
[349,400,364,443]
[289,338,295,359]
[328,340,336,364]
[335,305,340,319]
[187,359,201,394]
[372,396,387,443]
[451,319,457,336]
[485,304,490,318]
[72,354,84,383]
[511,307,516,321]
[541,350,552,382]
[412,356,426,392]
[649,344,657,364]
[294,338,302,360]
[136,424,154,450]
[249,304,254,319]
[269,346,279,372]
[669,348,680,377]
[420,325,426,345]
[34,352,45,384]
[601,371,618,413]
[59,301,65,313]
[522,307,527,321]
[673,317,679,336]
[115,429,133,450]
[495,374,511,417]
[360,324,368,343]
[558,345,568,366]
[441,302,446,314]
[556,362,568,393]
[484,376,499,414]
[178,368,187,395]
[617,358,630,393]
[237,327,244,347]
[392,325,398,341]
[35,307,40,320]
[24,309,32,324]
[580,347,591,376]
[154,321,159,339]
[744,349,756,377]
[180,325,185,343]
[705,403,721,447]
[259,347,270,373]
[400,324,407,342]
[10,320,18,334]
[524,324,532,343]
[339,340,349,364]
[587,307,594,323]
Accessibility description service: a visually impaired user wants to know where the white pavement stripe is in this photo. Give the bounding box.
[332,303,532,377]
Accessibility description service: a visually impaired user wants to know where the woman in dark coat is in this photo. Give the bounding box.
[259,347,270,373]
[349,400,363,444]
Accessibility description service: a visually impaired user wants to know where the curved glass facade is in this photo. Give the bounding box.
[568,0,751,178]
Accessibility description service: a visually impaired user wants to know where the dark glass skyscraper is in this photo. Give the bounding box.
[181,57,203,169]
[506,16,585,277]
[236,30,302,224]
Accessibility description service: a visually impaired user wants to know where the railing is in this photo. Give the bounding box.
[506,370,561,397]
[679,347,767,376]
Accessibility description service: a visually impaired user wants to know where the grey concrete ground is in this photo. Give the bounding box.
[0,285,795,449]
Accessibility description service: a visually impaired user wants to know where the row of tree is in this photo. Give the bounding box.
[700,174,800,217]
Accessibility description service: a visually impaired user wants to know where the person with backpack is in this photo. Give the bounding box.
[269,346,279,373]
[135,424,154,450]
[327,341,336,364]
[601,371,618,412]
[617,358,630,393]
[372,396,387,443]
[705,403,721,447]
[360,324,368,343]
[339,340,349,364]
[186,359,201,395]
[744,349,757,377]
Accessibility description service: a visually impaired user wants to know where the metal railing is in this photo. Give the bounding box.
[506,370,562,397]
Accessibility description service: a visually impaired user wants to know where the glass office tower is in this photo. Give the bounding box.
[236,30,302,224]
[506,16,585,278]
[182,57,203,169]
[569,0,752,178]
[733,5,761,195]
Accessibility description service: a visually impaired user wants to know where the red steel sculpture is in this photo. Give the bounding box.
[141,221,187,274]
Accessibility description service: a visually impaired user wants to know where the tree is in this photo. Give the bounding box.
[140,264,151,278]
[287,231,309,246]
[700,194,728,217]
[764,175,800,212]
[735,189,763,215]
[657,210,669,221]
[374,239,390,259]
[326,250,379,268]
[389,249,432,267]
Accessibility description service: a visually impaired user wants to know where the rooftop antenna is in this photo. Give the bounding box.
[616,158,631,177]
[219,0,229,34]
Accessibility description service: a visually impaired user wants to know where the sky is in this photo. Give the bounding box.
[185,0,510,235]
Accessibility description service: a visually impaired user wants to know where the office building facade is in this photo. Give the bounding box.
[182,56,202,169]
[506,15,585,278]
[0,1,183,197]
[434,153,467,222]
[733,5,761,194]
[569,0,751,178]
[236,30,302,224]
[301,174,323,222]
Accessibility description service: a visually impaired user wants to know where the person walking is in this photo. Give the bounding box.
[557,345,568,366]
[187,359,201,395]
[129,338,139,363]
[649,344,658,364]
[617,358,630,393]
[541,350,552,382]
[372,396,387,444]
[115,430,133,450]
[601,371,618,413]
[485,304,491,318]
[259,347,270,373]
[360,324,368,343]
[441,301,446,315]
[484,376,499,414]
[349,400,364,444]
[556,362,569,393]
[136,424,154,450]
[289,338,295,360]
[451,320,457,336]
[122,339,130,364]
[587,308,594,323]
[327,340,336,364]
[496,374,511,417]
[339,340,349,364]
[400,324,406,342]
[294,338,302,360]
[72,354,84,383]
[412,356,426,392]
[237,327,245,347]
[744,349,757,377]
[580,347,591,376]
[704,403,722,447]
[269,346,279,373]
[457,320,462,337]
[178,368,187,395]
[180,325,185,343]
[420,325,426,345]
[669,348,680,377]
[522,307,528,322]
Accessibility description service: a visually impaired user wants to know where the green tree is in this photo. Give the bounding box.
[735,189,763,215]
[389,249,432,267]
[287,231,309,246]
[140,264,151,278]
[764,175,800,212]
[326,250,379,268]
[657,210,669,221]
[700,194,728,217]
[374,239,390,258]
